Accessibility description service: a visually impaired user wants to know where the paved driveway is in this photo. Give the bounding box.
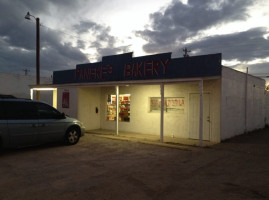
[1,128,269,200]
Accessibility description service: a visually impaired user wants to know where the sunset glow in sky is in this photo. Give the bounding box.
[0,0,268,82]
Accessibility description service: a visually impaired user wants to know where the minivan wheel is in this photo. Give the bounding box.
[0,138,3,153]
[65,127,80,145]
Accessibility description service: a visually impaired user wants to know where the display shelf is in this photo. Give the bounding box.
[106,94,130,122]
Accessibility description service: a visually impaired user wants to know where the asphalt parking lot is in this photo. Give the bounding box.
[1,128,269,200]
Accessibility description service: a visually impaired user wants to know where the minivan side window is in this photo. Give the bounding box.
[3,101,38,120]
[36,102,62,119]
[0,102,5,119]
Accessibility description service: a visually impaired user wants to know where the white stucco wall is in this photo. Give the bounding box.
[163,81,221,142]
[164,80,221,142]
[0,73,52,104]
[221,67,266,140]
[77,87,101,130]
[111,85,161,135]
[245,75,267,131]
[82,80,221,142]
[265,92,269,126]
[99,85,169,135]
[57,87,78,118]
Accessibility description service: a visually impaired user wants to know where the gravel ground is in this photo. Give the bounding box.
[0,128,269,200]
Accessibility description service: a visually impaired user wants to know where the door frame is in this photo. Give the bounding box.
[188,92,211,141]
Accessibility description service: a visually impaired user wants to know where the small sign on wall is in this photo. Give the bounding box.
[150,97,185,113]
[62,91,69,108]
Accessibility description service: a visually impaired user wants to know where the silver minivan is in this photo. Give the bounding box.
[0,97,85,149]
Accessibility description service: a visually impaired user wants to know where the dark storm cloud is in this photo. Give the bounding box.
[73,20,116,47]
[73,21,104,34]
[136,0,256,54]
[0,37,35,73]
[0,0,91,76]
[187,27,269,62]
[0,0,130,76]
[134,0,269,77]
[96,45,131,58]
[234,62,269,76]
[73,20,131,60]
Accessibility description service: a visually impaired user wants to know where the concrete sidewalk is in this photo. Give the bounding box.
[86,129,216,149]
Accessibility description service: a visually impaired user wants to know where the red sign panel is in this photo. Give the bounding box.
[62,91,69,108]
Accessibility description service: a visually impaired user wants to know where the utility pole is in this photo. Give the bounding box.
[25,11,40,100]
[183,47,191,57]
[23,69,30,76]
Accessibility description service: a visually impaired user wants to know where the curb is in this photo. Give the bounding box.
[90,134,196,151]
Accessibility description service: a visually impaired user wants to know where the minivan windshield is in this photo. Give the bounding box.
[36,102,64,119]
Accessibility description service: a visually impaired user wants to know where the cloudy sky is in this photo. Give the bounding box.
[0,0,269,82]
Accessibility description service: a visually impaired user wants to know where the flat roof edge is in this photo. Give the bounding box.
[30,76,221,88]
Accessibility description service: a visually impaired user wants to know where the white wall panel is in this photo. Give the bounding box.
[97,81,221,142]
[57,87,78,118]
[221,67,266,140]
[78,88,101,130]
[0,73,52,104]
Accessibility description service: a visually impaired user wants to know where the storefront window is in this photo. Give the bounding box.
[107,94,130,122]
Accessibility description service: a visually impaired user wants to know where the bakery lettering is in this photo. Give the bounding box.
[75,65,113,80]
[124,58,170,78]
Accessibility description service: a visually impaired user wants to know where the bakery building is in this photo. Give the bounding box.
[30,52,269,145]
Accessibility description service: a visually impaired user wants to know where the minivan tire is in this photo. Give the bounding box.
[0,138,3,152]
[65,127,80,145]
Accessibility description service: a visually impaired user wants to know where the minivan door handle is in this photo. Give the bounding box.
[32,124,38,128]
[38,123,45,127]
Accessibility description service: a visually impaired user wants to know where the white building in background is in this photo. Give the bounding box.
[30,52,269,145]
[0,73,52,105]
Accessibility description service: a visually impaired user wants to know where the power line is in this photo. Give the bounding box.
[39,23,95,44]
[40,24,81,40]
[35,21,269,50]
[27,19,84,40]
